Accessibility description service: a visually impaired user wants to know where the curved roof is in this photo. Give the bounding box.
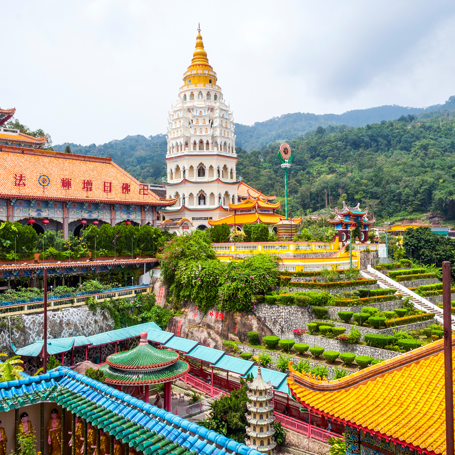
[228,198,281,211]
[0,107,16,126]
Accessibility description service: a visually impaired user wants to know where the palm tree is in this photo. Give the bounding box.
[0,354,24,382]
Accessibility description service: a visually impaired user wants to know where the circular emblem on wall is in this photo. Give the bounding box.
[278,143,293,164]
[38,175,51,187]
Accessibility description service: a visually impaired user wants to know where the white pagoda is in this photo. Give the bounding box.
[245,367,277,455]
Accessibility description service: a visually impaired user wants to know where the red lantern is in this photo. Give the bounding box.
[81,220,87,225]
[93,220,99,226]
[125,221,131,225]
[28,219,35,225]
[42,219,50,225]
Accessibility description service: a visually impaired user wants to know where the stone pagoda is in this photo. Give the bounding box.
[245,367,277,455]
[100,332,189,412]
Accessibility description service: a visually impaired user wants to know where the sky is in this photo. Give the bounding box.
[2,0,455,145]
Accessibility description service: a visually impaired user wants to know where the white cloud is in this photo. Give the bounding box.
[1,0,455,144]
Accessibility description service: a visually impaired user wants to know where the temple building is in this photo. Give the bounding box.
[328,202,375,244]
[0,107,175,237]
[288,339,452,455]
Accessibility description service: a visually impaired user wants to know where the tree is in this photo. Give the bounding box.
[64,145,72,154]
[0,354,24,382]
[208,224,231,243]
[243,223,269,242]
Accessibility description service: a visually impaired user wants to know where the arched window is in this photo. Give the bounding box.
[260,441,264,447]
[214,94,218,101]
[232,195,235,204]
[198,91,203,100]
[230,169,234,179]
[182,168,186,179]
[206,141,210,151]
[193,141,197,151]
[188,166,195,179]
[220,142,223,152]
[209,193,215,205]
[190,92,194,100]
[198,166,206,177]
[198,193,206,205]
[180,143,183,152]
[217,167,220,178]
[183,94,187,101]
[208,165,215,178]
[185,141,189,150]
[199,140,204,151]
[207,92,211,100]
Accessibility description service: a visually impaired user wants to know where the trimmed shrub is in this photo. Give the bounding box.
[382,311,396,319]
[309,346,324,358]
[319,325,333,335]
[340,353,356,365]
[262,336,280,349]
[294,343,310,354]
[394,308,407,318]
[368,316,386,329]
[332,327,346,336]
[361,306,379,316]
[432,330,444,339]
[247,331,260,345]
[389,268,427,278]
[357,288,397,298]
[307,323,318,334]
[399,339,422,352]
[355,356,373,368]
[265,295,277,305]
[279,339,295,352]
[353,312,370,326]
[338,311,354,323]
[364,334,395,348]
[240,352,253,360]
[371,359,385,365]
[278,294,295,306]
[323,350,340,362]
[314,321,335,328]
[312,306,329,319]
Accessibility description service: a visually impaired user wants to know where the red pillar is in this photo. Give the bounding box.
[71,347,74,366]
[85,346,88,361]
[144,386,149,404]
[164,382,172,413]
[61,352,65,366]
[99,346,102,363]
[211,367,214,397]
[226,371,229,390]
[200,361,203,378]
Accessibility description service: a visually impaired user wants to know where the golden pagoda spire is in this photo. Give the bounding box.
[191,24,209,66]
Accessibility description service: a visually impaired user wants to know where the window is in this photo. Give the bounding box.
[207,92,211,100]
[206,141,209,150]
[188,79,191,84]
[190,92,194,100]
[209,79,212,83]
[199,140,204,150]
[198,194,206,205]
[214,94,218,101]
[198,91,203,100]
[183,94,187,101]
[198,166,205,177]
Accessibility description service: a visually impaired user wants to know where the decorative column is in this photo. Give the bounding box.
[141,206,146,226]
[110,205,116,226]
[344,427,360,455]
[6,200,14,222]
[71,414,76,455]
[61,409,65,455]
[63,203,69,239]
[40,403,44,454]
[245,367,276,455]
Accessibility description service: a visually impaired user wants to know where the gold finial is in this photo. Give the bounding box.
[191,23,209,66]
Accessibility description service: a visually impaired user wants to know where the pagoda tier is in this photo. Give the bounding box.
[0,107,16,126]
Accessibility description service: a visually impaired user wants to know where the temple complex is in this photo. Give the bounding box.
[329,202,375,244]
[0,107,175,237]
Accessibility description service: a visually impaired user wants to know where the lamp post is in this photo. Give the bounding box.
[350,227,353,269]
[385,230,389,264]
[278,143,293,220]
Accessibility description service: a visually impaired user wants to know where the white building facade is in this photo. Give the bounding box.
[162,26,240,231]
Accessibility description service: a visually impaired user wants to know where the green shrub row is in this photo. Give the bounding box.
[290,279,377,289]
[332,294,401,306]
[388,268,427,278]
[264,292,335,307]
[356,288,398,298]
[395,273,437,282]
[384,312,435,327]
[374,259,412,270]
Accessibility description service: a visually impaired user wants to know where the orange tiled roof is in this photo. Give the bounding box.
[288,339,454,455]
[0,107,16,126]
[208,212,300,226]
[237,181,276,201]
[0,148,176,206]
[0,129,47,145]
[228,197,281,211]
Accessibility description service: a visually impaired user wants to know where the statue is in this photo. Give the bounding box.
[47,408,62,455]
[113,439,123,455]
[100,430,109,455]
[153,393,162,408]
[68,416,84,454]
[18,412,34,454]
[86,422,97,455]
[0,420,7,455]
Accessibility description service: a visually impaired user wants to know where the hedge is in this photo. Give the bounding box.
[332,327,346,336]
[279,276,292,286]
[319,326,333,335]
[338,311,353,323]
[385,313,435,328]
[388,268,427,278]
[368,316,386,329]
[314,321,335,328]
[313,307,329,319]
[265,295,277,305]
[333,294,401,307]
[353,312,370,325]
[240,352,253,360]
[309,346,324,358]
[264,292,335,307]
[394,308,407,318]
[294,343,310,354]
[357,288,397,298]
[291,279,377,289]
[277,294,295,306]
[361,306,379,315]
[262,336,280,349]
[247,331,260,345]
[433,330,443,338]
[364,334,395,348]
[398,339,422,351]
[355,356,374,368]
[395,273,437,282]
[323,351,340,362]
[307,323,318,334]
[279,339,295,352]
[340,353,356,365]
[371,359,385,365]
[383,311,396,319]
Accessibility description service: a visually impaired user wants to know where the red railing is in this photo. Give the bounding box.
[184,373,228,397]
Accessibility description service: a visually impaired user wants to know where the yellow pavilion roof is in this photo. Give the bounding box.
[287,339,454,455]
[208,212,300,226]
[237,181,276,201]
[0,130,47,145]
[228,197,281,211]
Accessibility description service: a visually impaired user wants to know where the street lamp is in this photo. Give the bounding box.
[350,227,354,269]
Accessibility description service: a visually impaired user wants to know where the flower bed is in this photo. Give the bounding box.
[332,294,401,307]
[289,279,377,289]
[384,313,435,327]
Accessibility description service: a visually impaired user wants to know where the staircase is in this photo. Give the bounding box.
[364,265,455,330]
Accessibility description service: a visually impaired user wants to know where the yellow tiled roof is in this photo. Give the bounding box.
[237,181,276,201]
[228,197,281,210]
[288,339,453,455]
[0,149,176,206]
[0,131,47,145]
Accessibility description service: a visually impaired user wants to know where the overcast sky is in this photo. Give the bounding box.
[2,0,455,145]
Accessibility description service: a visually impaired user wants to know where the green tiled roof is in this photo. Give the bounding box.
[100,360,189,385]
[107,344,178,370]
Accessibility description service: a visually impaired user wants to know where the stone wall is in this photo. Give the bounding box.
[1,305,115,352]
[359,250,379,270]
[400,278,440,287]
[327,299,403,317]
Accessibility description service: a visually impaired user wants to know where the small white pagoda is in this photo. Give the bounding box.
[245,367,277,455]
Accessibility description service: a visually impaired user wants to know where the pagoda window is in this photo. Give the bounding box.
[222,165,228,178]
[198,194,206,205]
[232,195,235,204]
[196,119,199,124]
[188,193,195,206]
[260,441,264,447]
[193,141,197,150]
[198,91,203,100]
[203,119,206,124]
[180,143,183,151]
[214,94,218,101]
[207,92,211,100]
[198,166,206,177]
[183,94,187,101]
[188,79,191,84]
[217,168,220,178]
[209,193,215,205]
[185,141,189,150]
[198,140,204,150]
[206,141,210,150]
[208,166,215,178]
[220,143,223,152]
[230,169,234,179]
[190,92,194,100]
[188,166,195,179]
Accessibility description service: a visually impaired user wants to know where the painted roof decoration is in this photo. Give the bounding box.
[160,218,193,228]
[287,339,453,455]
[0,367,261,455]
[0,107,17,126]
[0,148,176,206]
[329,201,375,226]
[228,196,281,211]
[237,182,276,201]
[100,332,189,385]
[247,366,273,392]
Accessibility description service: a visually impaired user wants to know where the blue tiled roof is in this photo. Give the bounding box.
[213,355,253,375]
[163,336,198,353]
[0,368,261,455]
[185,345,225,364]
